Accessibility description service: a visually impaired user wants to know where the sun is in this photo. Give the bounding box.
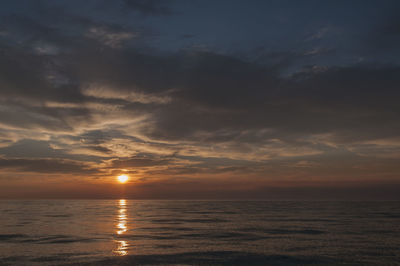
[117,174,129,183]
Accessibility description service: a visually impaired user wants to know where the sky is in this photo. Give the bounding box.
[0,0,400,199]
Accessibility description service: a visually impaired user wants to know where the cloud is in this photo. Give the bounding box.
[306,27,332,41]
[122,0,173,15]
[82,83,172,104]
[85,26,135,48]
[0,157,95,174]
[109,156,172,168]
[0,0,399,195]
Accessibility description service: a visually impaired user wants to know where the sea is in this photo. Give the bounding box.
[0,200,399,265]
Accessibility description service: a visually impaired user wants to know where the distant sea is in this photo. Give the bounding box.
[0,200,399,265]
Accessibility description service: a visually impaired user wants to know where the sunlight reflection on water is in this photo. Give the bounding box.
[114,199,128,256]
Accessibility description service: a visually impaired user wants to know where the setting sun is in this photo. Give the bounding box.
[117,175,129,183]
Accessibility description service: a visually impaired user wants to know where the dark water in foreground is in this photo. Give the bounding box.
[0,200,399,265]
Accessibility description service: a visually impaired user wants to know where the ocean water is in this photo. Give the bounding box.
[0,200,399,265]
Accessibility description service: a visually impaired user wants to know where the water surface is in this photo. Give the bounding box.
[0,200,399,265]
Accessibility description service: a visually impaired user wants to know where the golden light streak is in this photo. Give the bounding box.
[114,199,129,256]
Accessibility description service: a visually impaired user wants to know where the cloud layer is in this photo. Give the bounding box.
[0,0,399,199]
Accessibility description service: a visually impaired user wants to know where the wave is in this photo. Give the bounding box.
[61,251,340,266]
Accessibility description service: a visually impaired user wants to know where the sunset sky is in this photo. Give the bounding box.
[1,0,400,199]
